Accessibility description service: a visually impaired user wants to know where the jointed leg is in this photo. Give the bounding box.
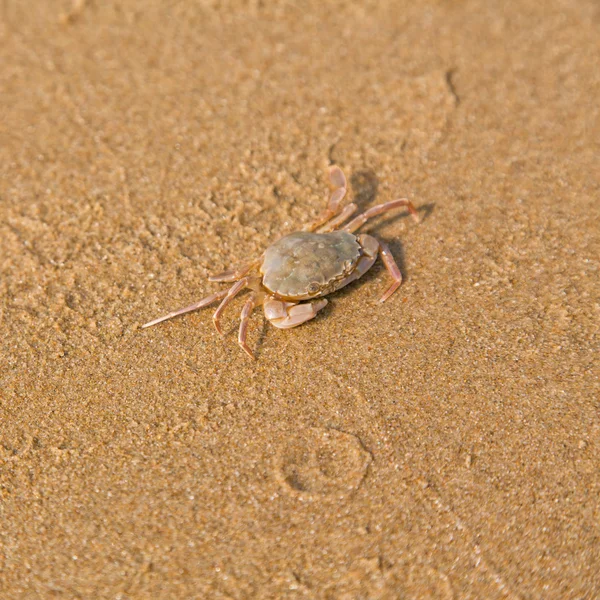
[142,290,228,329]
[343,198,419,233]
[263,298,328,329]
[304,166,348,232]
[318,203,358,232]
[377,240,403,302]
[213,276,254,334]
[238,293,257,358]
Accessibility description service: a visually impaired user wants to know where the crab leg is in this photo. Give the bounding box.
[377,240,403,302]
[318,203,358,233]
[213,276,258,334]
[141,290,228,329]
[263,298,328,329]
[304,166,347,232]
[238,293,257,359]
[343,198,419,233]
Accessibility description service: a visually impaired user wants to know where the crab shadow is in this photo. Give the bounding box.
[350,169,380,208]
[351,169,435,224]
[254,313,270,354]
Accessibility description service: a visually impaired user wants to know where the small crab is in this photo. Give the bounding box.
[142,167,419,358]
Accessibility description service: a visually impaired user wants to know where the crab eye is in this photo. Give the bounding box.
[308,282,320,294]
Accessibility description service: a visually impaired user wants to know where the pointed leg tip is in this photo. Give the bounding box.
[215,323,228,336]
[239,342,255,359]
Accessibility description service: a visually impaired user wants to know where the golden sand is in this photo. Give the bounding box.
[1,1,598,597]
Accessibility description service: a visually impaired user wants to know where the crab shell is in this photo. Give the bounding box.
[260,231,380,301]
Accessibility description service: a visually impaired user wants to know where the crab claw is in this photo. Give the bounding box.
[264,298,328,329]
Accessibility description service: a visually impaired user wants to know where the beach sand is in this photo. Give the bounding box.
[1,1,598,597]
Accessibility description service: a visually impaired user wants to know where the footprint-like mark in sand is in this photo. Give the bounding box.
[274,428,372,499]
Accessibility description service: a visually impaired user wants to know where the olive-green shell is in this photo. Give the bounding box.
[261,231,361,300]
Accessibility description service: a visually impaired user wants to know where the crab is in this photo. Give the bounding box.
[142,167,419,358]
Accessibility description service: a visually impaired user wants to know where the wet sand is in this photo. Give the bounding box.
[1,1,598,597]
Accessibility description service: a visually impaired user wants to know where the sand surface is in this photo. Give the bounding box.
[1,1,599,598]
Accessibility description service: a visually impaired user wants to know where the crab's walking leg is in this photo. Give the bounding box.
[378,240,403,302]
[343,198,419,233]
[142,290,229,329]
[318,203,358,232]
[213,276,256,335]
[304,166,347,232]
[238,293,257,359]
[264,298,328,329]
[208,259,260,283]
